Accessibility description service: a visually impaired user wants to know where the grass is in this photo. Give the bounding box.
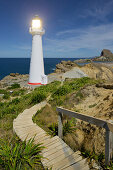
[0,81,61,119]
[0,136,44,170]
[0,89,7,94]
[7,83,20,89]
[89,103,97,108]
[49,77,100,108]
[2,93,10,99]
[48,119,76,137]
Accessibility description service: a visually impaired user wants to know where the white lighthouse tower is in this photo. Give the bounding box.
[28,15,47,85]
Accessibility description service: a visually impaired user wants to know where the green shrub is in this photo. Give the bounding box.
[35,81,61,94]
[0,102,4,107]
[0,89,7,94]
[48,118,76,137]
[11,91,20,96]
[19,89,26,95]
[0,136,44,170]
[52,85,71,97]
[3,93,10,99]
[63,120,76,136]
[2,105,17,115]
[30,91,46,104]
[51,96,64,106]
[11,98,20,105]
[48,123,58,136]
[12,89,26,97]
[8,83,20,89]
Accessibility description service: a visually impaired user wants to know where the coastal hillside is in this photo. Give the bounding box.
[0,61,113,169]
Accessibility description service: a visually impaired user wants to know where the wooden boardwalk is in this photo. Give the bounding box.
[13,101,89,170]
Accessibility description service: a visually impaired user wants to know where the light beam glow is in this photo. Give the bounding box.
[32,19,41,29]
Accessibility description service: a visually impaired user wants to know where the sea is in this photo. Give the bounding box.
[0,58,85,80]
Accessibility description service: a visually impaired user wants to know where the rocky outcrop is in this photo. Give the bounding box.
[74,49,113,63]
[101,49,112,57]
[0,74,29,88]
[81,63,113,82]
[54,59,113,82]
[55,60,78,73]
[93,49,113,61]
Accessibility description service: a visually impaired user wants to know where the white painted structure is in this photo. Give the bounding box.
[28,16,47,85]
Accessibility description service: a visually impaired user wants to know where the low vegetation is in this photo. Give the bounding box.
[1,77,109,169]
[0,136,44,170]
[7,83,20,89]
[48,118,76,137]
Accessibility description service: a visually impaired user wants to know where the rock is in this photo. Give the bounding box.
[10,73,19,77]
[101,49,112,57]
[61,60,67,65]
[74,59,92,63]
[55,60,78,73]
[15,73,19,76]
[10,73,16,77]
[96,84,113,89]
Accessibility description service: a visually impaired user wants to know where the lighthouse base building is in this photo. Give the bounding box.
[28,16,47,85]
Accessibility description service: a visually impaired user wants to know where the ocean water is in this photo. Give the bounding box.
[0,58,80,80]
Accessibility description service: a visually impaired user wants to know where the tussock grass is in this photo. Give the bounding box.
[0,136,44,170]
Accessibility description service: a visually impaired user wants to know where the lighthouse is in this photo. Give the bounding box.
[28,16,47,85]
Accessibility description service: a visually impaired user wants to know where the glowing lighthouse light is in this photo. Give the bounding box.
[32,19,41,29]
[28,16,47,85]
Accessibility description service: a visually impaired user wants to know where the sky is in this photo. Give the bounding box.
[1,0,113,58]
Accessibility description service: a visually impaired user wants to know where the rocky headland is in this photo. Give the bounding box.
[75,49,113,63]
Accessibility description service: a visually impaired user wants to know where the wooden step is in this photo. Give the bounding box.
[42,142,68,157]
[64,158,89,170]
[52,151,81,169]
[42,146,74,166]
[52,152,82,169]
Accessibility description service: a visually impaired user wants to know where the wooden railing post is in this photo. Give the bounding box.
[58,112,63,139]
[105,129,112,165]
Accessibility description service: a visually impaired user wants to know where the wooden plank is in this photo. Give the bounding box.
[105,129,113,165]
[47,151,80,168]
[43,142,68,157]
[19,130,46,141]
[39,136,60,147]
[42,146,73,164]
[53,156,82,170]
[57,107,107,128]
[34,135,51,143]
[58,112,63,139]
[13,124,35,128]
[15,127,41,136]
[52,151,81,169]
[64,158,89,170]
[34,136,56,146]
[42,139,66,153]
[42,148,74,167]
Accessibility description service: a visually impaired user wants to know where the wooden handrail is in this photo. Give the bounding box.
[57,107,113,166]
